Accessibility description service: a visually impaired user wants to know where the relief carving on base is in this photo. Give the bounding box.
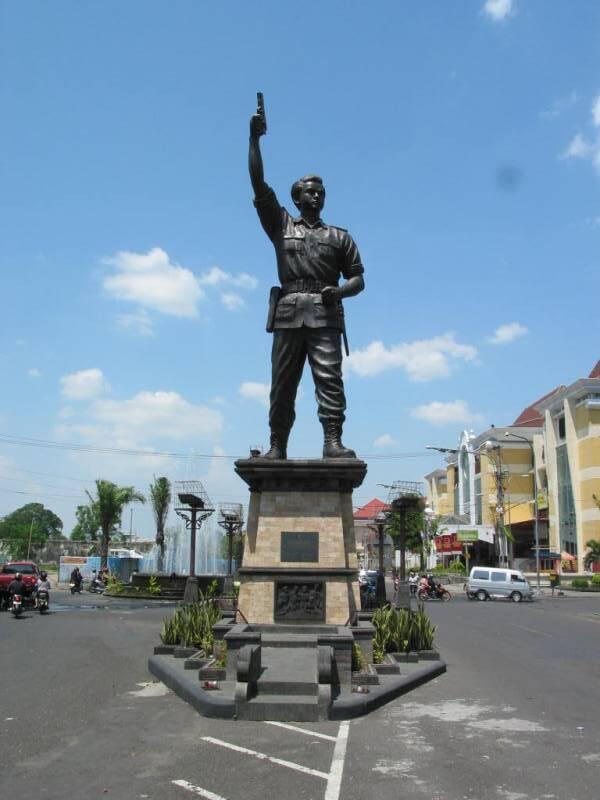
[275,581,325,622]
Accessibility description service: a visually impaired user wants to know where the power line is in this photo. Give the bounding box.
[0,433,436,462]
[0,487,86,500]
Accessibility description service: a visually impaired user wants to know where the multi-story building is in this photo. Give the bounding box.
[535,360,600,572]
[424,360,600,573]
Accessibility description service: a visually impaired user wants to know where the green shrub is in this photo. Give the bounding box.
[159,594,221,652]
[147,575,162,596]
[372,604,436,657]
[571,578,589,589]
[448,561,466,574]
[591,574,600,586]
[351,642,365,672]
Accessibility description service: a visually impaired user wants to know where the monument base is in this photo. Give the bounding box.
[234,458,367,626]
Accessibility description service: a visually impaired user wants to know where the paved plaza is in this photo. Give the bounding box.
[1,589,599,800]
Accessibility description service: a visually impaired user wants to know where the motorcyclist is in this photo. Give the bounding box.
[427,573,437,596]
[35,571,51,608]
[70,566,83,588]
[408,571,419,594]
[8,572,27,607]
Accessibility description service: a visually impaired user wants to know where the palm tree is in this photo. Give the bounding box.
[87,480,145,569]
[149,476,171,572]
[584,539,600,571]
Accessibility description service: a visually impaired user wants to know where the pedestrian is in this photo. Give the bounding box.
[549,568,559,597]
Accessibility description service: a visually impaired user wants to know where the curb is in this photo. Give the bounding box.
[148,655,236,718]
[329,660,446,720]
[148,653,445,721]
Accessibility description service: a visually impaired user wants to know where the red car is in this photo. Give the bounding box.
[0,561,40,608]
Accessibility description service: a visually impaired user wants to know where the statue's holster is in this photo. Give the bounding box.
[266,286,281,333]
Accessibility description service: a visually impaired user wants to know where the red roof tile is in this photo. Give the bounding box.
[589,359,600,379]
[512,386,562,427]
[353,498,390,520]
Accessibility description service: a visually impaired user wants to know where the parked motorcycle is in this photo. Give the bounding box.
[37,589,49,614]
[418,586,452,602]
[10,594,23,618]
[87,579,105,594]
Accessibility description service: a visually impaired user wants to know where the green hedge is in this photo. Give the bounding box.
[571,578,589,589]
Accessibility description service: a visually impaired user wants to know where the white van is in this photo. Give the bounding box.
[467,567,533,603]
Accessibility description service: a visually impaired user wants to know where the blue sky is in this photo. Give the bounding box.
[1,0,599,538]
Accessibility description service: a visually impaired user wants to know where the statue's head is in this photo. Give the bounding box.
[291,174,325,214]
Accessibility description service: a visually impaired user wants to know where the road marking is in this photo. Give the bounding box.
[509,623,552,638]
[201,736,328,779]
[324,721,349,800]
[265,720,337,741]
[172,779,229,799]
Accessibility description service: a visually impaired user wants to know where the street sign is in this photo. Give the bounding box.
[457,530,478,542]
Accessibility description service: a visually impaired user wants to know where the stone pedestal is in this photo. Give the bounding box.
[235,458,367,625]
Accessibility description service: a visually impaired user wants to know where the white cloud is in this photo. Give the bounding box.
[345,333,477,381]
[592,95,600,127]
[221,292,245,311]
[562,133,594,160]
[412,400,483,427]
[482,0,513,21]
[116,309,154,336]
[562,95,600,173]
[91,391,223,442]
[103,248,204,318]
[374,434,396,448]
[61,368,109,400]
[541,91,578,120]
[199,266,258,290]
[239,382,270,408]
[487,322,528,345]
[27,368,41,378]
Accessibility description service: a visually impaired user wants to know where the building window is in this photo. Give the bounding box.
[556,444,577,555]
[557,415,566,440]
[475,475,482,525]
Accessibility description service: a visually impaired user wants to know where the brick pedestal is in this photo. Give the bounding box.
[235,458,367,625]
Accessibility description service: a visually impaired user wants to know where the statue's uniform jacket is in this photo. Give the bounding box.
[254,185,364,431]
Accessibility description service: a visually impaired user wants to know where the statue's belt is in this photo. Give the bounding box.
[280,279,329,296]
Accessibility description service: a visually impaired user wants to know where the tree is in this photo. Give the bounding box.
[0,503,63,560]
[70,504,101,542]
[220,530,245,566]
[584,539,600,570]
[149,476,171,571]
[86,480,145,569]
[386,509,425,570]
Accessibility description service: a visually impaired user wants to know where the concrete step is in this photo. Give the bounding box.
[261,633,319,648]
[237,694,320,722]
[257,646,318,696]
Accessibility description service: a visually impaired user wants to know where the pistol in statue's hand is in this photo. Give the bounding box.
[321,286,340,306]
[250,113,267,139]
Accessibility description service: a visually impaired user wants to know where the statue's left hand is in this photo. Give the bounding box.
[321,286,341,306]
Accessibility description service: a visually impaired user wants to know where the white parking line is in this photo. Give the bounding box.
[201,736,329,779]
[324,721,349,800]
[172,779,229,799]
[265,720,337,741]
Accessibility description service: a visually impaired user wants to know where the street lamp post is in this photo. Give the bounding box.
[424,504,435,571]
[374,511,386,574]
[505,431,540,592]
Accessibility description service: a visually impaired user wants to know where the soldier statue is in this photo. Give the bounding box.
[248,96,365,460]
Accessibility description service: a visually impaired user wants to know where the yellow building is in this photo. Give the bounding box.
[424,360,600,573]
[535,361,600,572]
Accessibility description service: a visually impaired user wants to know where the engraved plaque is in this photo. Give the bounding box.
[280,531,319,563]
[275,580,325,622]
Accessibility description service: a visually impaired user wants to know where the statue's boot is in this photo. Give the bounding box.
[322,420,356,459]
[260,429,288,459]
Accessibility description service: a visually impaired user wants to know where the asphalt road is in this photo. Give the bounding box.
[1,589,599,800]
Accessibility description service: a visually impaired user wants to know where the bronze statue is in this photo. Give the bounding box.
[249,94,365,460]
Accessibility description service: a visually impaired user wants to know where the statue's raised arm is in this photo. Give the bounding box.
[248,94,267,197]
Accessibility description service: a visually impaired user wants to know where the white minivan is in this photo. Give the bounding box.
[467,567,533,603]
